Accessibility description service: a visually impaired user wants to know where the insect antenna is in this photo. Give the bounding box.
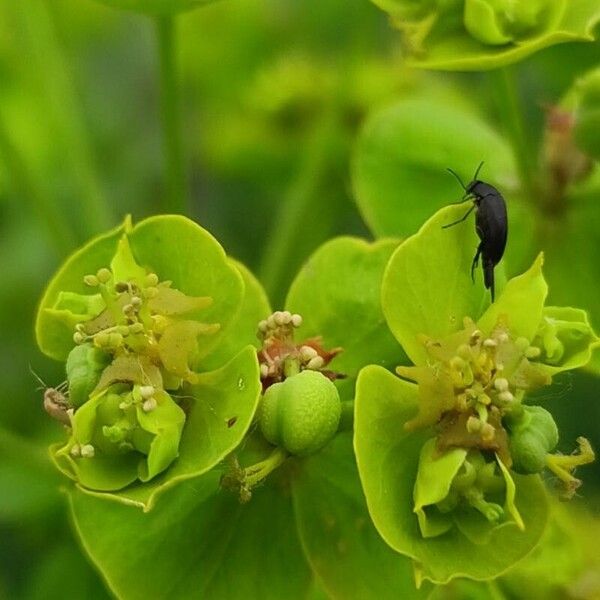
[446,168,467,191]
[472,161,485,181]
[29,365,48,390]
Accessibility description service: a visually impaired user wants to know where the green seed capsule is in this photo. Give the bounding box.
[507,405,559,474]
[66,343,110,407]
[258,370,341,457]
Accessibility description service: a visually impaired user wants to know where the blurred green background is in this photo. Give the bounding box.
[0,0,598,597]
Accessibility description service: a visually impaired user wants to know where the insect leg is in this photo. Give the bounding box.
[483,259,495,302]
[471,242,483,282]
[442,204,475,229]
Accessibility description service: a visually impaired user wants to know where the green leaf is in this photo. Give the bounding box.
[352,96,516,238]
[0,426,62,521]
[94,0,217,16]
[381,204,491,366]
[68,472,312,600]
[110,235,148,286]
[532,306,600,375]
[292,432,432,599]
[127,215,244,364]
[477,253,547,341]
[539,189,600,374]
[413,439,467,538]
[354,364,549,584]
[198,259,271,372]
[136,390,186,481]
[75,345,261,510]
[37,215,245,366]
[36,219,128,361]
[499,503,589,598]
[402,0,600,71]
[286,236,404,396]
[427,579,507,600]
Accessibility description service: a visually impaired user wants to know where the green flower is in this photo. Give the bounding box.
[55,384,185,491]
[463,0,551,46]
[36,216,266,509]
[63,237,435,600]
[370,0,600,70]
[354,204,598,583]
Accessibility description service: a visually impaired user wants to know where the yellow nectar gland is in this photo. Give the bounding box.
[397,317,551,464]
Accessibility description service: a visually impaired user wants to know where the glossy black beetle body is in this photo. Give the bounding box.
[443,163,508,302]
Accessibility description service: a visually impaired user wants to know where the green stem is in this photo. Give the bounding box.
[21,0,111,237]
[0,112,77,255]
[486,580,508,600]
[244,447,289,487]
[493,67,537,202]
[258,113,339,305]
[283,357,300,378]
[338,399,355,432]
[156,16,187,215]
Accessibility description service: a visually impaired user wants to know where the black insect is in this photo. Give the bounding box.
[443,162,507,302]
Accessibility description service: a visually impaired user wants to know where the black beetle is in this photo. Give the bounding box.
[443,162,507,302]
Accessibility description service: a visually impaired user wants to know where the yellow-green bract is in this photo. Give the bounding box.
[36,215,265,510]
[354,204,598,583]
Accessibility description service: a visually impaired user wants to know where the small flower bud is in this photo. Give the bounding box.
[83,274,99,287]
[139,385,155,399]
[481,423,496,442]
[483,338,497,348]
[259,363,270,379]
[109,333,124,347]
[130,296,142,307]
[73,332,86,344]
[291,314,303,328]
[525,346,541,359]
[80,444,95,458]
[307,356,325,370]
[143,286,159,299]
[300,345,318,361]
[96,268,112,284]
[273,311,286,326]
[498,391,514,403]
[142,398,157,412]
[467,416,482,433]
[146,273,159,287]
[94,332,110,347]
[494,377,509,392]
[103,425,127,443]
[70,444,81,457]
[450,356,466,370]
[129,322,144,334]
[258,320,269,333]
